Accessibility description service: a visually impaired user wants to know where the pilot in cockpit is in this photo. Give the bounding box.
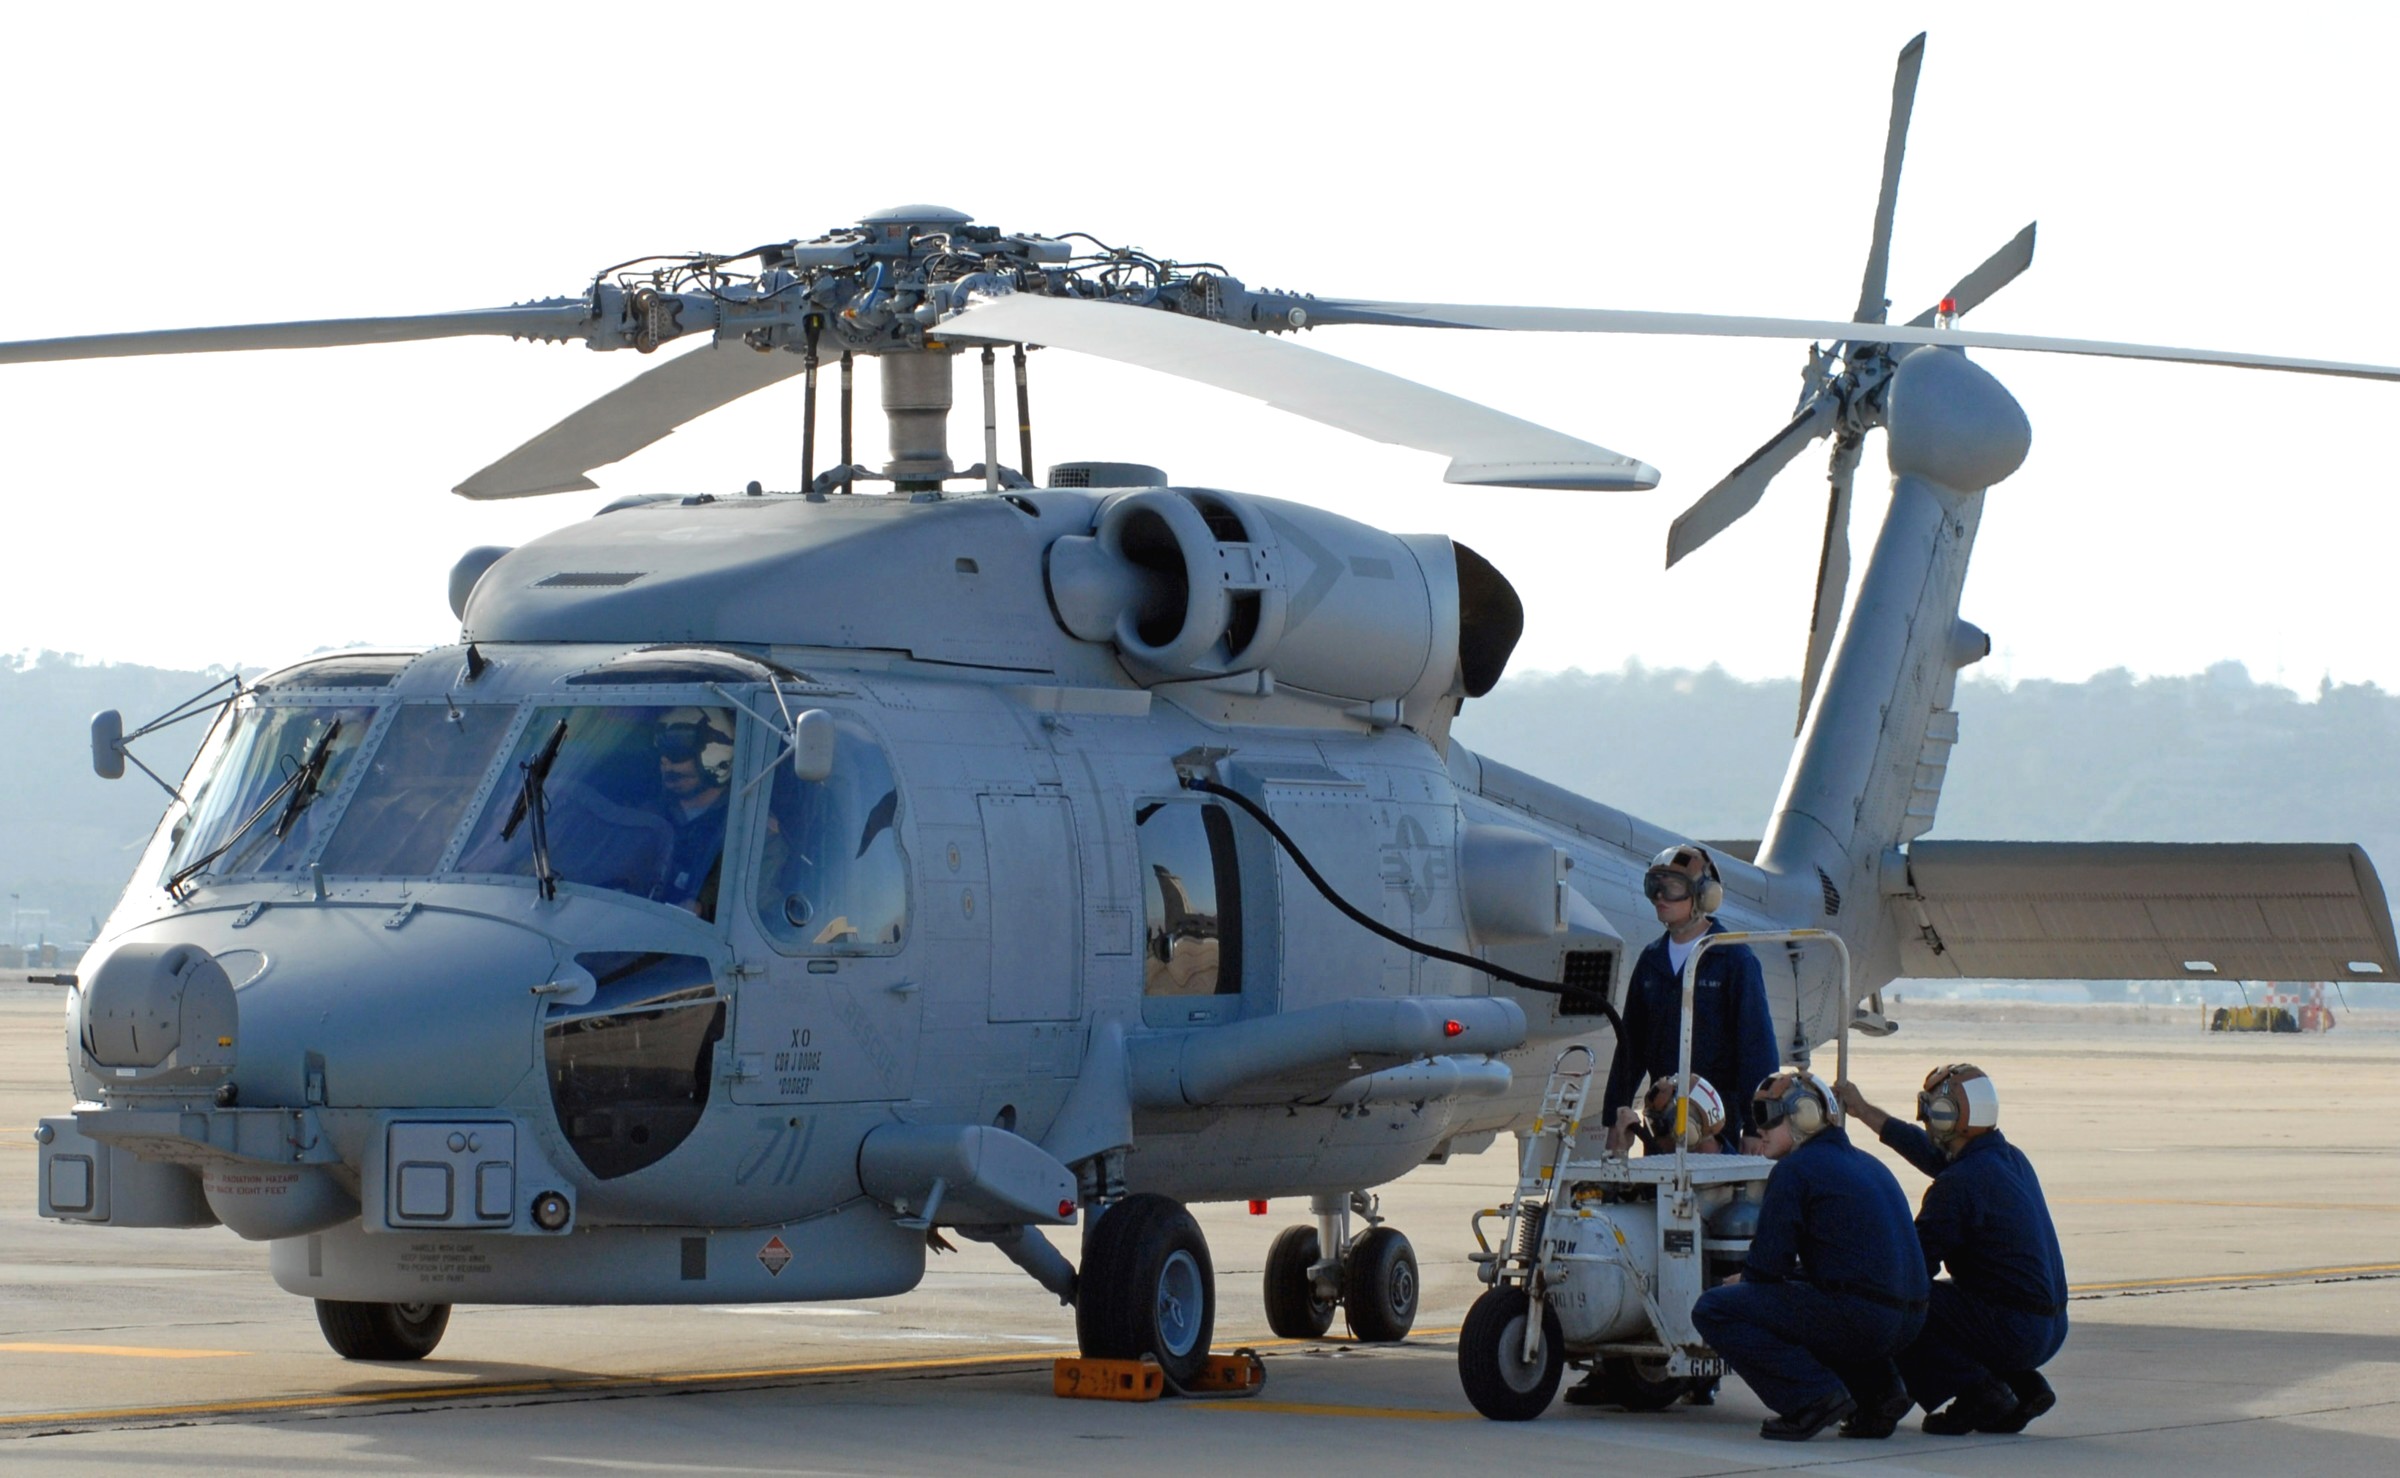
[654,708,735,915]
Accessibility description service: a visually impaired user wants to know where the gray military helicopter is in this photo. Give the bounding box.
[19,34,2397,1393]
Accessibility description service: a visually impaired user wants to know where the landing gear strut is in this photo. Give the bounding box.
[1260,1190,1417,1342]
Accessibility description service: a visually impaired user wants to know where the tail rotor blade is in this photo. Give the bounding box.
[1796,435,1863,732]
[1666,395,1840,567]
[1854,32,1927,325]
[1907,223,2038,327]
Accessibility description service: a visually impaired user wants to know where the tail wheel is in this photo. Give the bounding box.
[1343,1225,1418,1342]
[1075,1192,1216,1388]
[1457,1286,1563,1421]
[1262,1224,1336,1339]
[315,1299,450,1361]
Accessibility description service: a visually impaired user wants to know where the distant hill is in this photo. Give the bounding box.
[6,653,2397,952]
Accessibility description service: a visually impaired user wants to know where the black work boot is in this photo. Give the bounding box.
[1984,1369,2056,1432]
[1761,1390,1856,1441]
[1561,1368,1609,1407]
[1922,1378,2021,1435]
[1839,1384,1914,1438]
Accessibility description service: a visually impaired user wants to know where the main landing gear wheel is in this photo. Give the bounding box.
[1076,1192,1216,1388]
[1458,1286,1563,1421]
[1343,1225,1417,1342]
[315,1299,450,1360]
[1262,1224,1336,1339]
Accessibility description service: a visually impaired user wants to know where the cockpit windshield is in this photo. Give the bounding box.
[161,703,375,883]
[315,704,513,877]
[453,704,737,916]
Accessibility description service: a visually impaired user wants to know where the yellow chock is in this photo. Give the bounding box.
[1053,1355,1166,1401]
[1184,1348,1268,1396]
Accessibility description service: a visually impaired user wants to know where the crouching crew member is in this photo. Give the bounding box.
[1691,1071,1928,1442]
[1601,844,1779,1153]
[1836,1066,2068,1435]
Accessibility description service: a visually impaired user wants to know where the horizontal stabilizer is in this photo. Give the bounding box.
[1891,841,2398,982]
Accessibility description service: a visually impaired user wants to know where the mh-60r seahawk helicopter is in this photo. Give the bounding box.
[18,35,2400,1390]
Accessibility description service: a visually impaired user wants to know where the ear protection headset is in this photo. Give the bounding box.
[1918,1063,2000,1139]
[1644,844,1725,916]
[1750,1069,1840,1140]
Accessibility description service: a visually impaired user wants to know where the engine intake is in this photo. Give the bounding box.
[1045,488,1522,705]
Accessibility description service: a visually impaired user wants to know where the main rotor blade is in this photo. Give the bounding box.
[1797,435,1864,734]
[455,342,810,499]
[1666,394,1840,568]
[0,303,594,365]
[938,295,1658,491]
[1307,299,2400,383]
[1906,223,2038,327]
[1855,32,1926,325]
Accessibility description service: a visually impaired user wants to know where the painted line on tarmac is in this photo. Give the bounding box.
[0,1343,249,1359]
[2071,1261,2400,1296]
[1201,1401,1472,1421]
[0,1330,1458,1435]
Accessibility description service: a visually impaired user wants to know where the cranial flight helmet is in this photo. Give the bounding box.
[1642,843,1724,916]
[658,707,735,785]
[1917,1063,2000,1147]
[1750,1069,1841,1142]
[1643,1073,1727,1149]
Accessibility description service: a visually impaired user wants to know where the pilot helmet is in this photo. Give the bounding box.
[1917,1063,1999,1148]
[1749,1069,1841,1142]
[657,707,735,785]
[1642,843,1724,916]
[1643,1073,1726,1149]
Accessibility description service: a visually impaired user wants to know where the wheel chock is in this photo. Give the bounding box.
[1183,1348,1268,1397]
[1053,1355,1166,1401]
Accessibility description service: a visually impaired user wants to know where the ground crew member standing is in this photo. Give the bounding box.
[1837,1066,2069,1434]
[1600,844,1779,1149]
[1691,1071,1928,1441]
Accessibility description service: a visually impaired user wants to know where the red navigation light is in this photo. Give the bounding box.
[1058,1200,1076,1219]
[1444,1019,1465,1038]
[1247,1199,1269,1216]
[1940,296,1957,316]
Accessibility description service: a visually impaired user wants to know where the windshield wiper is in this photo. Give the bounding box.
[271,718,344,839]
[165,721,342,898]
[501,718,569,900]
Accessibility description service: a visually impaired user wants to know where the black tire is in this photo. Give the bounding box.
[1457,1286,1564,1421]
[1595,1354,1688,1411]
[1075,1193,1215,1388]
[315,1299,450,1360]
[1343,1225,1418,1342]
[1263,1224,1336,1339]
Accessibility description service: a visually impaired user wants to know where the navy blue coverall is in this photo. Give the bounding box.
[1880,1122,2070,1410]
[1692,1126,1930,1417]
[1601,920,1780,1131]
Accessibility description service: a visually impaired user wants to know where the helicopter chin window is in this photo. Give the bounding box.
[546,952,723,1180]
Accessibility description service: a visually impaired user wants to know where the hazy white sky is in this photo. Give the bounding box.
[3,4,2394,688]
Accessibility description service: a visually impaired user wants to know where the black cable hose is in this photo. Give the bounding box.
[1181,776,1621,1034]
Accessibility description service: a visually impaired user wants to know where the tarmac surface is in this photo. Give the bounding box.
[4,980,2397,1475]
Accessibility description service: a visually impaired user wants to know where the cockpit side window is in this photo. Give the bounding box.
[454,703,738,916]
[754,714,908,953]
[1136,801,1242,996]
[317,703,513,877]
[160,701,376,884]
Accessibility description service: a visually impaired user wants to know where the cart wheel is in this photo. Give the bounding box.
[1343,1225,1417,1342]
[1596,1354,1687,1411]
[1262,1224,1336,1339]
[1457,1286,1564,1421]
